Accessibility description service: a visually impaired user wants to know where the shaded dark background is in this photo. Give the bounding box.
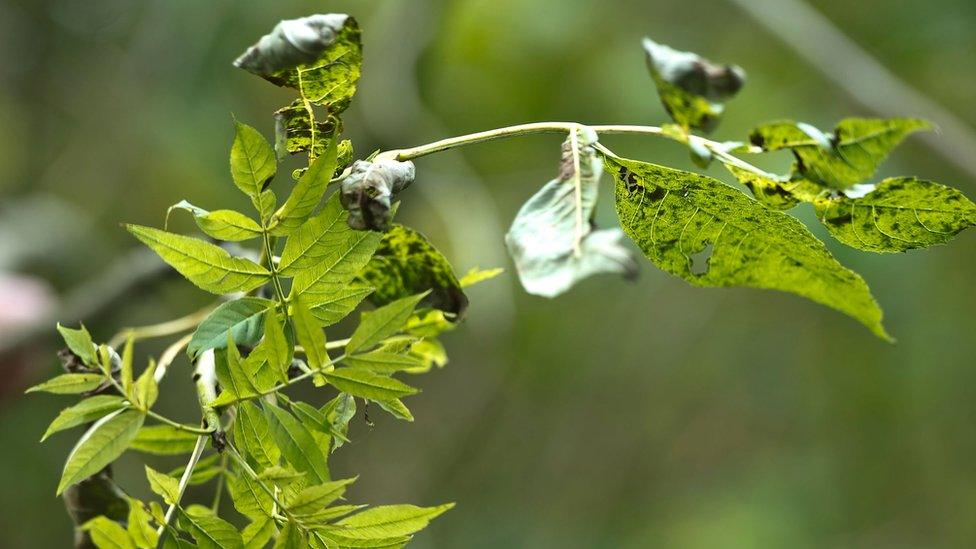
[1,0,974,547]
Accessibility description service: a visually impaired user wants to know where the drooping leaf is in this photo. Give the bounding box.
[234,14,363,113]
[339,159,415,231]
[126,225,271,295]
[179,505,244,549]
[505,128,638,298]
[280,193,382,278]
[270,138,338,236]
[42,395,127,442]
[187,298,275,359]
[234,402,281,472]
[345,293,427,354]
[145,465,181,505]
[82,516,136,549]
[749,118,932,189]
[127,498,159,549]
[360,224,468,318]
[130,425,200,455]
[58,409,145,495]
[57,323,98,366]
[332,503,454,540]
[323,369,418,401]
[815,177,976,252]
[606,154,891,340]
[228,471,274,520]
[263,402,330,484]
[167,201,263,242]
[27,373,104,395]
[231,121,277,198]
[642,38,745,132]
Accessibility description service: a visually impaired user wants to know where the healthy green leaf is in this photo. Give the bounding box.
[376,398,414,422]
[234,14,363,113]
[58,409,145,495]
[228,471,274,520]
[179,505,244,549]
[290,295,330,373]
[288,400,349,443]
[57,323,98,365]
[188,298,275,359]
[169,453,224,486]
[506,128,638,297]
[323,394,356,450]
[27,373,104,395]
[815,177,976,252]
[42,395,127,441]
[242,517,277,549]
[270,138,338,235]
[360,224,468,317]
[133,358,159,409]
[263,308,291,383]
[607,154,890,340]
[126,225,271,295]
[82,516,136,549]
[130,425,200,455]
[323,369,418,401]
[215,334,262,400]
[235,402,281,471]
[279,193,376,276]
[289,478,355,517]
[749,118,931,189]
[145,465,180,505]
[253,189,278,225]
[167,201,264,242]
[263,402,330,484]
[127,498,159,549]
[306,284,374,326]
[345,293,428,354]
[343,351,424,375]
[273,522,308,549]
[120,336,134,397]
[332,503,454,540]
[231,121,277,198]
[642,38,745,132]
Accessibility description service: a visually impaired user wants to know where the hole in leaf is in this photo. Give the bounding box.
[690,243,713,276]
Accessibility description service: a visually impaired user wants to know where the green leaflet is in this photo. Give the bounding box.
[228,471,274,520]
[323,393,356,450]
[290,295,330,386]
[323,369,418,401]
[235,401,281,472]
[169,453,224,486]
[642,38,745,132]
[82,516,136,549]
[606,154,890,340]
[346,293,427,354]
[274,522,308,549]
[145,465,180,505]
[42,395,127,441]
[128,498,160,548]
[505,128,638,298]
[253,189,278,226]
[58,409,145,495]
[167,201,263,242]
[178,505,244,549]
[376,398,414,422]
[234,14,363,114]
[307,284,374,326]
[130,425,200,455]
[723,164,824,211]
[57,323,98,365]
[270,138,338,236]
[216,334,263,401]
[360,224,469,318]
[188,298,275,359]
[816,177,976,252]
[242,517,277,549]
[231,121,277,198]
[263,308,291,383]
[288,478,355,517]
[27,373,104,395]
[263,402,331,484]
[126,225,271,295]
[344,350,424,375]
[280,193,381,278]
[289,399,350,443]
[749,118,932,189]
[134,358,159,409]
[331,503,454,540]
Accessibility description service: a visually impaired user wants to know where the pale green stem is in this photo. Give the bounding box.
[108,304,216,348]
[146,410,213,435]
[156,434,207,537]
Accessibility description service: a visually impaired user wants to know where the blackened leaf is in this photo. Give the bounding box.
[816,177,976,252]
[274,100,341,161]
[58,409,145,495]
[234,14,362,113]
[749,118,932,189]
[360,224,468,317]
[505,128,638,298]
[339,159,415,231]
[187,298,275,359]
[643,38,745,132]
[231,121,277,198]
[167,201,263,242]
[607,154,891,340]
[126,225,271,295]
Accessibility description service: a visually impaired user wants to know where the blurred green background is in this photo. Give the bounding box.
[1,0,975,547]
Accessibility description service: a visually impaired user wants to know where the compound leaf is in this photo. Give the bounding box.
[58,409,145,495]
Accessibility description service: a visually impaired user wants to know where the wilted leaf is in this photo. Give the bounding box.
[346,293,427,354]
[126,225,271,295]
[360,224,468,318]
[167,201,263,242]
[130,425,200,455]
[816,177,976,252]
[188,298,275,359]
[58,409,145,495]
[505,128,638,298]
[231,121,277,198]
[42,395,127,441]
[27,373,104,395]
[263,402,330,484]
[607,154,891,340]
[643,38,745,132]
[339,159,415,232]
[749,118,931,189]
[274,101,342,161]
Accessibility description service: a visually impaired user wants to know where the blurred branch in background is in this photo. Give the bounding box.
[727,0,976,182]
